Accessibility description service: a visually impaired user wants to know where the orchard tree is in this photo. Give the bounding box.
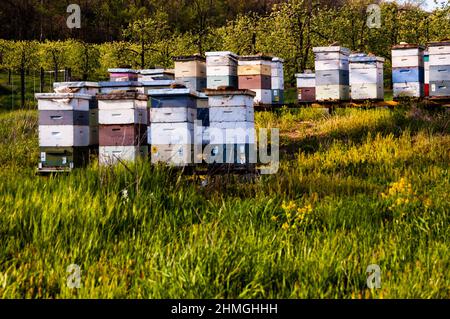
[122,11,171,69]
[5,41,40,108]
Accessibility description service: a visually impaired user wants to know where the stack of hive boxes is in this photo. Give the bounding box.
[271,57,285,105]
[238,55,272,105]
[204,89,256,166]
[148,88,200,166]
[349,54,384,100]
[97,92,148,165]
[392,44,425,98]
[295,72,316,103]
[206,51,239,89]
[173,55,207,92]
[313,46,350,101]
[428,41,450,97]
[424,51,430,96]
[36,93,92,171]
[53,81,100,147]
[108,68,139,82]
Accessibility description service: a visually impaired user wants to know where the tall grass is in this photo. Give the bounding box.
[0,106,448,298]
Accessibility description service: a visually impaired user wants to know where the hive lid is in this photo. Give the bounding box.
[295,73,316,78]
[146,88,199,97]
[239,54,274,61]
[35,93,93,100]
[140,80,176,86]
[204,88,256,97]
[96,92,148,101]
[108,68,138,74]
[99,81,143,87]
[272,57,284,63]
[427,40,450,47]
[53,81,100,88]
[205,51,239,59]
[392,43,425,50]
[349,54,385,63]
[313,46,351,55]
[139,69,174,75]
[173,55,206,62]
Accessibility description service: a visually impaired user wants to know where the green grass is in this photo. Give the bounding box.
[0,105,449,298]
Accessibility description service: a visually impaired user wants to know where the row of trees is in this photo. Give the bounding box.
[1,0,449,108]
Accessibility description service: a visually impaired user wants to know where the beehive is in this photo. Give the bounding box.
[173,55,207,92]
[97,92,148,165]
[295,73,316,103]
[53,82,101,146]
[108,68,139,82]
[428,41,450,97]
[391,44,425,98]
[203,89,256,166]
[36,93,93,171]
[206,51,239,89]
[271,57,285,105]
[147,88,201,166]
[313,46,350,101]
[238,55,273,105]
[349,54,384,100]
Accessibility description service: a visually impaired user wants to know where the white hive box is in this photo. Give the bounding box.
[392,55,424,68]
[98,98,147,110]
[207,65,238,77]
[429,54,450,66]
[271,57,284,77]
[350,83,384,100]
[393,82,423,98]
[149,122,201,145]
[428,42,450,55]
[295,73,316,88]
[98,108,148,125]
[36,93,92,111]
[209,106,254,123]
[315,59,349,71]
[205,51,239,66]
[150,107,197,123]
[205,122,256,144]
[253,89,272,104]
[207,93,254,107]
[150,144,193,166]
[99,146,148,165]
[39,125,90,147]
[316,85,350,101]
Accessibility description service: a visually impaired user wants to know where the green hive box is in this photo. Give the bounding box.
[39,147,91,171]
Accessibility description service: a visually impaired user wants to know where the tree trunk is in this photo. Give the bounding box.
[20,66,25,109]
[54,63,58,82]
[141,41,145,69]
[40,67,45,92]
[8,69,11,85]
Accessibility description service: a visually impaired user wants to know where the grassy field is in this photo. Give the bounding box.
[0,104,449,298]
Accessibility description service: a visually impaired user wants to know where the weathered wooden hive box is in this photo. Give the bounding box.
[147,88,201,166]
[99,81,144,94]
[96,92,149,165]
[203,89,256,165]
[391,44,425,98]
[108,68,139,82]
[238,55,273,105]
[138,69,175,81]
[36,93,93,171]
[173,55,207,92]
[206,51,239,89]
[271,57,285,104]
[313,46,350,101]
[295,73,316,102]
[349,54,384,101]
[428,41,450,97]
